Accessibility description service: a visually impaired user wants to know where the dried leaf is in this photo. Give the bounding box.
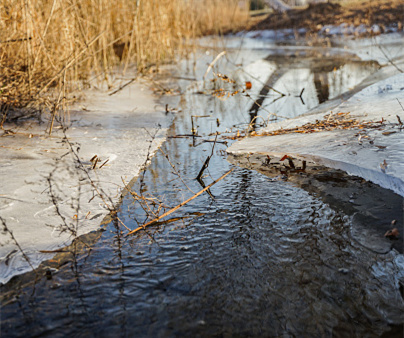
[380,160,388,172]
[245,81,252,90]
[384,228,399,238]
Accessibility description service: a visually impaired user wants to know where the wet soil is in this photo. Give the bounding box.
[252,1,404,35]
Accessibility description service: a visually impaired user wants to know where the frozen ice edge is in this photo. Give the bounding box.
[0,79,174,285]
[227,34,404,198]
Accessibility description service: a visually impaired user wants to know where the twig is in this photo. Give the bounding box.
[168,134,202,138]
[159,147,196,194]
[1,216,38,274]
[0,37,32,44]
[108,77,137,96]
[121,176,159,219]
[99,159,109,169]
[171,76,197,81]
[397,98,404,112]
[196,134,217,181]
[127,168,234,235]
[376,42,403,73]
[60,128,115,213]
[202,139,227,145]
[116,216,131,232]
[203,51,226,80]
[48,69,66,135]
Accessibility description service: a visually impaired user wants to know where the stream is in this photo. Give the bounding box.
[1,36,404,337]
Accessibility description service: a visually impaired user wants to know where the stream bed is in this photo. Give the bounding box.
[1,37,404,337]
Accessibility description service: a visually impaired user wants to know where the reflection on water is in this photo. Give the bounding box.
[237,51,380,120]
[1,42,403,337]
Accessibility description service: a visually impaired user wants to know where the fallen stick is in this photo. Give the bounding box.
[126,168,234,235]
[168,134,202,138]
[108,77,136,96]
[203,51,226,80]
[196,134,217,181]
[202,139,227,145]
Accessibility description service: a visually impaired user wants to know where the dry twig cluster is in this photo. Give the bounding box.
[259,112,387,137]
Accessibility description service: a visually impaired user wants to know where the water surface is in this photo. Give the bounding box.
[1,38,403,337]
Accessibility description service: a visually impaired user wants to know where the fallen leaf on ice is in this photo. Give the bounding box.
[380,160,388,172]
[384,228,399,238]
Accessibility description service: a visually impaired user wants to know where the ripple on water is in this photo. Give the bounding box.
[2,47,403,337]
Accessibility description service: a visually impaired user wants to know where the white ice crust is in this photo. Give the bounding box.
[228,48,404,197]
[0,79,171,284]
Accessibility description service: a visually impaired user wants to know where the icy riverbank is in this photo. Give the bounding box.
[227,34,404,198]
[228,73,404,196]
[0,78,172,284]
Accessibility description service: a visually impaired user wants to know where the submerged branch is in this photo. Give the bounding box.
[127,168,234,235]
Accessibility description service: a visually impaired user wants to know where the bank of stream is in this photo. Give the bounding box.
[1,36,403,337]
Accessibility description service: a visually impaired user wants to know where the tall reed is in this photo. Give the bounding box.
[0,0,251,118]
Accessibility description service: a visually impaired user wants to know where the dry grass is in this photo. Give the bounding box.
[0,0,250,122]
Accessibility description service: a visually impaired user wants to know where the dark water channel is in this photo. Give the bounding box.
[2,42,404,337]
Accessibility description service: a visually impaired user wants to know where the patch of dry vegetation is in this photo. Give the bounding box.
[0,0,250,122]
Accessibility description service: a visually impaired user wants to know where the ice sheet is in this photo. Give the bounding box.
[0,79,172,284]
[228,72,404,197]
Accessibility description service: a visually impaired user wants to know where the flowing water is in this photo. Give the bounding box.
[1,38,404,337]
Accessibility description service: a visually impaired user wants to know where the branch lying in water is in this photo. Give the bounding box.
[196,133,217,181]
[126,168,234,235]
